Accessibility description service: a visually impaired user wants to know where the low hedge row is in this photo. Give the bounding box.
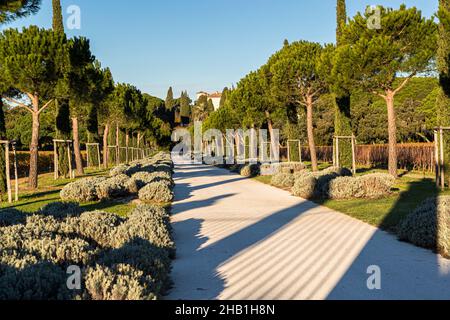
[398,196,450,258]
[0,202,175,300]
[61,152,174,205]
[283,167,394,200]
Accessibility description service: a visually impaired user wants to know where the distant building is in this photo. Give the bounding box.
[196,91,222,110]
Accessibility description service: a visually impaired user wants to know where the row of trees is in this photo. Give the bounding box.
[203,2,447,178]
[0,0,173,190]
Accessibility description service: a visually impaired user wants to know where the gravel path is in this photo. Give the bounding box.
[167,164,450,300]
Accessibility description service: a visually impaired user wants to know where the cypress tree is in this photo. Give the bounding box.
[52,0,64,32]
[56,99,71,177]
[334,0,352,169]
[207,98,215,113]
[53,0,71,177]
[180,91,191,119]
[437,0,450,183]
[219,87,229,108]
[165,87,175,111]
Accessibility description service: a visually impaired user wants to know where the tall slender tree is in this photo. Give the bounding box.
[334,5,437,177]
[438,0,450,184]
[165,87,175,111]
[180,91,191,121]
[0,98,6,195]
[219,87,229,108]
[52,0,63,32]
[334,0,353,168]
[67,37,95,175]
[52,0,71,177]
[0,26,68,188]
[270,41,329,171]
[0,0,42,194]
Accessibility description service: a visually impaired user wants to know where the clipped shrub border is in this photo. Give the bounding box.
[398,196,450,258]
[61,152,174,204]
[0,202,175,300]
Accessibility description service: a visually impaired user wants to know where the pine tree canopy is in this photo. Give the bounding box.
[0,26,67,102]
[334,5,437,94]
[0,0,41,24]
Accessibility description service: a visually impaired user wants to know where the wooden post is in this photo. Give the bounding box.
[287,141,291,163]
[351,135,357,175]
[54,140,59,180]
[440,128,445,189]
[5,142,12,203]
[336,138,341,168]
[67,142,74,179]
[298,141,303,163]
[435,130,440,187]
[87,144,90,168]
[12,143,18,202]
[97,144,102,169]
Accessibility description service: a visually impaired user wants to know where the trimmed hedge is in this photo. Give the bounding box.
[60,177,107,202]
[398,196,450,258]
[271,173,295,188]
[138,182,174,205]
[61,152,174,203]
[328,173,395,200]
[0,204,175,300]
[240,164,260,178]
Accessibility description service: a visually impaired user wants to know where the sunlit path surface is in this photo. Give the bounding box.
[167,164,450,300]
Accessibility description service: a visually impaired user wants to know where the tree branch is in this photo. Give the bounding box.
[372,91,387,100]
[38,99,54,115]
[393,75,415,95]
[2,96,34,114]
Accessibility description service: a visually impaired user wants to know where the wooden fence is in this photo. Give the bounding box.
[281,143,435,172]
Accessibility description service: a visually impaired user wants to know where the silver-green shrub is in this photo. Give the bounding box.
[0,209,27,227]
[95,174,132,200]
[0,203,175,300]
[328,173,395,200]
[62,211,125,248]
[292,175,318,199]
[38,202,83,219]
[271,173,295,188]
[138,182,174,204]
[113,205,174,253]
[110,164,130,177]
[60,177,107,202]
[240,164,260,177]
[85,264,154,301]
[398,196,450,258]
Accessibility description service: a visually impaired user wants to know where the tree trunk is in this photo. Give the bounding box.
[265,111,278,162]
[29,95,40,189]
[103,123,109,168]
[125,130,129,163]
[116,123,120,165]
[386,90,398,178]
[72,117,84,175]
[306,95,318,172]
[137,131,141,148]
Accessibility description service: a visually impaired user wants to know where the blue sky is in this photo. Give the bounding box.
[1,0,438,99]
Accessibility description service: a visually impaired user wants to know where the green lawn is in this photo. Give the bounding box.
[0,168,136,217]
[254,168,450,233]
